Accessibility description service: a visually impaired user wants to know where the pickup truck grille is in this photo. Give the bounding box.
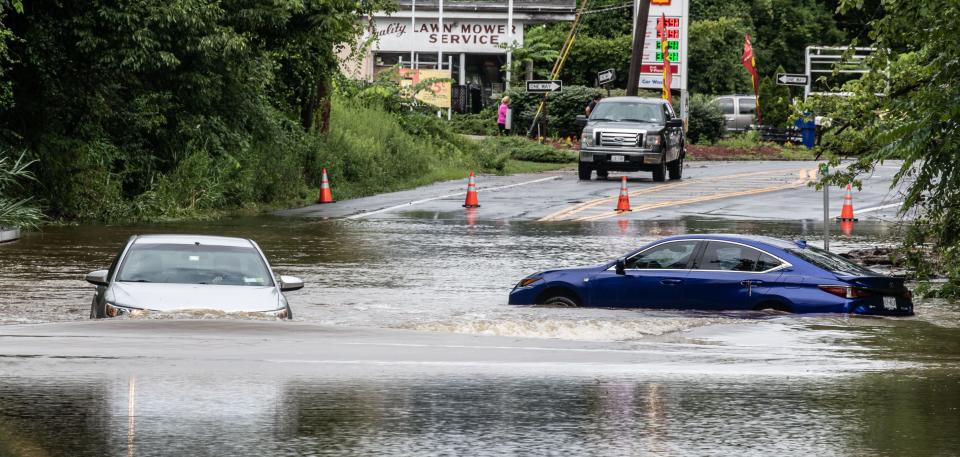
[599,131,642,147]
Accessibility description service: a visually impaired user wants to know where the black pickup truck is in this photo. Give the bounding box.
[575,97,685,181]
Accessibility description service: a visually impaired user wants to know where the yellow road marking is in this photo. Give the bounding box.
[574,168,817,222]
[539,167,812,222]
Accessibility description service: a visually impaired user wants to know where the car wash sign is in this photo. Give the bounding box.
[638,0,688,91]
[371,18,524,54]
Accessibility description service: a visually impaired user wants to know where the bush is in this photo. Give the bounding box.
[450,110,498,136]
[481,136,577,163]
[758,66,794,128]
[687,94,725,144]
[307,97,511,201]
[0,151,43,229]
[503,85,606,138]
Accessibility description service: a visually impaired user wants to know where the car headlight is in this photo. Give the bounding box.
[105,303,148,317]
[644,134,661,149]
[259,308,290,319]
[581,130,594,147]
[515,277,543,288]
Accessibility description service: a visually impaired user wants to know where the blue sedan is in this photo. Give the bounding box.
[508,234,913,315]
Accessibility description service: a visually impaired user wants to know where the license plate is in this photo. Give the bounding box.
[883,296,897,309]
[610,155,625,163]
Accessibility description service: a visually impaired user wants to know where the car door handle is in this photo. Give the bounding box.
[740,280,764,285]
[661,279,682,285]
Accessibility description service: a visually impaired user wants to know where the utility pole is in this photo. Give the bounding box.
[626,0,651,96]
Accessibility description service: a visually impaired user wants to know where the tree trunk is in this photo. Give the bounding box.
[318,77,331,134]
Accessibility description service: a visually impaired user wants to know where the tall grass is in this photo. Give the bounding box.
[307,98,510,200]
[0,151,43,229]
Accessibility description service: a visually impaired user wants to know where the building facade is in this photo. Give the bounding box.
[344,0,576,111]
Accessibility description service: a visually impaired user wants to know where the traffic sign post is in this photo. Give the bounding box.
[597,69,615,86]
[526,80,562,93]
[776,73,809,86]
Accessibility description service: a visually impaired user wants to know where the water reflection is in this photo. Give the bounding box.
[1,370,957,456]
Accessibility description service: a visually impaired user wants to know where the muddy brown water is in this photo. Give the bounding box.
[0,216,958,456]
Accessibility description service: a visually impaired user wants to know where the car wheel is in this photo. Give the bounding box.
[668,150,684,180]
[536,289,582,307]
[755,301,792,313]
[596,169,609,180]
[651,155,667,182]
[578,162,592,180]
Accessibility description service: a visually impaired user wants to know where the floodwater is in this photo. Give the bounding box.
[1,215,959,456]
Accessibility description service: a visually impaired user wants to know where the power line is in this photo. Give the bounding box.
[581,3,631,15]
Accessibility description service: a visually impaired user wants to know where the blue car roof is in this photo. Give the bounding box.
[651,234,799,250]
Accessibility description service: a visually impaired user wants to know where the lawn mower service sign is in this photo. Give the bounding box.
[372,19,524,53]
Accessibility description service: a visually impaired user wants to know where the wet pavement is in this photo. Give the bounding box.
[281,161,913,222]
[1,169,958,455]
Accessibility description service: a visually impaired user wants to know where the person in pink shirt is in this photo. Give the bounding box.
[497,96,511,135]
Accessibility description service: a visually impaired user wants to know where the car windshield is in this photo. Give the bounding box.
[117,243,273,286]
[787,245,876,276]
[590,102,664,123]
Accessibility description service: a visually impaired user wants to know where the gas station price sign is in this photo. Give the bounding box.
[639,0,689,92]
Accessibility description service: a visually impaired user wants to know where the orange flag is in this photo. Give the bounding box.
[657,14,673,104]
[740,34,762,125]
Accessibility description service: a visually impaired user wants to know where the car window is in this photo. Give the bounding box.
[626,241,698,269]
[697,241,770,272]
[117,243,274,286]
[590,102,665,123]
[716,98,734,114]
[787,245,875,276]
[738,98,756,115]
[755,253,782,272]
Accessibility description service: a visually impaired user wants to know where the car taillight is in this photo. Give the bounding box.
[818,285,872,299]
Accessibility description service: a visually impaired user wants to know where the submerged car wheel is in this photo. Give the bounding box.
[755,301,792,313]
[536,290,581,308]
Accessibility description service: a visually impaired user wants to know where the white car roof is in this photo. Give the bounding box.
[132,234,255,248]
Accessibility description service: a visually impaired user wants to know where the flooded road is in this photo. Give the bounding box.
[1,216,959,455]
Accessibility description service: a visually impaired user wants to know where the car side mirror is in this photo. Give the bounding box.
[666,118,684,128]
[279,275,304,292]
[615,259,626,275]
[85,270,109,286]
[575,115,587,127]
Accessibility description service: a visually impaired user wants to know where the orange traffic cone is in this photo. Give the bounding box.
[837,184,857,221]
[463,171,480,208]
[316,168,335,204]
[615,176,632,212]
[840,220,854,235]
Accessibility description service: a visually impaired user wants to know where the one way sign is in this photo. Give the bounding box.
[776,73,809,86]
[526,80,562,93]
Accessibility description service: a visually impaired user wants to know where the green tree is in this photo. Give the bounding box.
[816,0,960,295]
[502,25,561,85]
[758,66,793,127]
[0,0,391,220]
[688,16,754,95]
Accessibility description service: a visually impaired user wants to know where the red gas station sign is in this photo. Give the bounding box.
[641,64,679,74]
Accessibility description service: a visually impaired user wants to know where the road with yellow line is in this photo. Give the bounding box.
[541,167,819,222]
[282,161,908,222]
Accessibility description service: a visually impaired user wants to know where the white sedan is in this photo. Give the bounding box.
[85,234,303,319]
